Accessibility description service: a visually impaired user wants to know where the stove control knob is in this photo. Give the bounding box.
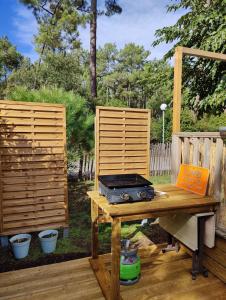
[120,193,130,201]
[137,191,147,199]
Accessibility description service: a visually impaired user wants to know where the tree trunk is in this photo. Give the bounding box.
[78,155,84,180]
[90,0,97,100]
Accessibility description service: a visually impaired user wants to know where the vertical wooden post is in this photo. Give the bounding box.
[110,217,121,300]
[203,138,211,169]
[224,148,226,203]
[95,109,100,190]
[171,134,182,183]
[91,199,99,259]
[63,106,69,227]
[147,110,151,179]
[213,138,223,201]
[0,130,2,234]
[183,137,190,164]
[172,46,183,133]
[192,138,199,166]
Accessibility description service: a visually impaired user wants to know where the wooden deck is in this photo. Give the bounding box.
[0,244,225,300]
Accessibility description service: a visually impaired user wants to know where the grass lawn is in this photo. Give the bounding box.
[0,175,170,272]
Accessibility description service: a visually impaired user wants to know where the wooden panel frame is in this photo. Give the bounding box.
[95,106,151,189]
[173,47,226,133]
[0,100,69,235]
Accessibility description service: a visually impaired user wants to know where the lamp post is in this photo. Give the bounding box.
[160,103,167,144]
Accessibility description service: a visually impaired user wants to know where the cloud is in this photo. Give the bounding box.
[13,3,38,62]
[11,0,186,62]
[79,0,185,59]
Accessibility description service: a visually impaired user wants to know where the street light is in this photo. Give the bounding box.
[160,103,167,144]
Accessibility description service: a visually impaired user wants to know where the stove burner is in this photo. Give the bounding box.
[98,174,155,204]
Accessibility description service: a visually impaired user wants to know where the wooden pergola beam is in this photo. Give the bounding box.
[172,46,226,133]
[181,46,226,61]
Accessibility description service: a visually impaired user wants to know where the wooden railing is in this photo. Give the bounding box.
[171,132,226,234]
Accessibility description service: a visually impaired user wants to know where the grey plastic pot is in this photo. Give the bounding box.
[38,229,58,254]
[10,233,31,259]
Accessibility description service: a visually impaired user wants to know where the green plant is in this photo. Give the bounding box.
[7,86,94,156]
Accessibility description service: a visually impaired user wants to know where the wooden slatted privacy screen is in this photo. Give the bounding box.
[0,100,68,235]
[95,106,151,189]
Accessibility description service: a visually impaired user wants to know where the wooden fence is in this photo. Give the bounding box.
[171,132,226,233]
[150,143,171,176]
[74,142,171,180]
[0,100,68,235]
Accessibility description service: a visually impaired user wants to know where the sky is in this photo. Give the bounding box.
[0,0,186,62]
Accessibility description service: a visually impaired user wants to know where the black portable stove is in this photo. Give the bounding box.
[98,174,155,204]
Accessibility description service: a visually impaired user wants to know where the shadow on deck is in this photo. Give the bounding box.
[0,244,225,300]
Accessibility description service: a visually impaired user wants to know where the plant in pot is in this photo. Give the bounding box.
[9,233,31,259]
[38,229,58,254]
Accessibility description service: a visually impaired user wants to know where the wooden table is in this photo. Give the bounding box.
[87,184,219,300]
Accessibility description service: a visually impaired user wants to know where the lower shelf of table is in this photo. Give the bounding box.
[89,243,226,300]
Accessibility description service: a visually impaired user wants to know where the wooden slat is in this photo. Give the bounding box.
[99,169,147,176]
[3,215,66,229]
[95,107,150,190]
[99,144,147,150]
[2,181,64,192]
[0,100,68,235]
[99,162,147,170]
[99,150,147,157]
[203,138,211,168]
[2,168,64,177]
[0,147,64,155]
[0,124,63,133]
[99,156,146,163]
[0,117,63,126]
[2,154,64,163]
[99,117,148,125]
[192,137,199,165]
[0,109,63,119]
[2,195,65,207]
[1,161,64,170]
[0,99,64,109]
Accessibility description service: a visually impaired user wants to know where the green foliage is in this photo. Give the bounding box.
[0,36,23,97]
[150,175,171,185]
[153,0,226,115]
[20,0,87,53]
[7,86,94,155]
[196,113,226,131]
[151,108,226,142]
[8,50,89,95]
[97,43,173,111]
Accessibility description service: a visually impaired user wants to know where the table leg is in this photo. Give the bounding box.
[191,216,208,279]
[110,217,121,300]
[91,199,99,259]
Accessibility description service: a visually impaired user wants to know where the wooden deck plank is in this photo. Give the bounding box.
[0,244,225,300]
